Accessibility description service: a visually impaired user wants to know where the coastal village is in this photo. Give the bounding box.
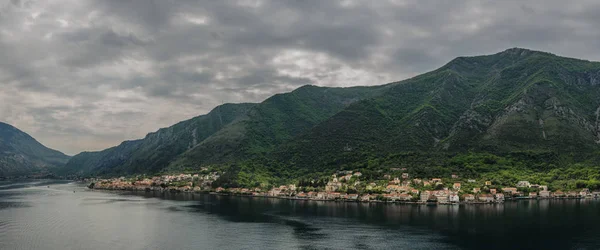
[88,168,600,204]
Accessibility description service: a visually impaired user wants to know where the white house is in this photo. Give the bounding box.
[449,193,460,203]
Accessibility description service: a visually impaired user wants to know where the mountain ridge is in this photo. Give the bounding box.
[60,103,257,176]
[0,122,70,177]
[270,48,600,175]
[60,84,387,176]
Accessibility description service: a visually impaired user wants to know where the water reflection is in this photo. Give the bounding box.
[124,191,600,249]
[1,181,599,250]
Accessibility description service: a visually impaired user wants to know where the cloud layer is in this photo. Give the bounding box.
[2,0,600,154]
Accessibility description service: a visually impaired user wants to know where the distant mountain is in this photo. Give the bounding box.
[0,122,70,177]
[63,48,600,179]
[60,103,257,176]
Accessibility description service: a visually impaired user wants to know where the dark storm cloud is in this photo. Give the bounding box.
[2,0,600,154]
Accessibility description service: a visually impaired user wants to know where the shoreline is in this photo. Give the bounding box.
[88,185,596,205]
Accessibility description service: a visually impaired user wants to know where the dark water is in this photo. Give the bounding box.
[1,180,600,250]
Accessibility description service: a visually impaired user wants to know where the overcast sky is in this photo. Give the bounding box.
[2,0,600,155]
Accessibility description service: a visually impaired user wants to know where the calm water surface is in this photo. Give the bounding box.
[1,180,600,250]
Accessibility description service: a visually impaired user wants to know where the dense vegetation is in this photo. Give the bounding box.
[196,151,600,192]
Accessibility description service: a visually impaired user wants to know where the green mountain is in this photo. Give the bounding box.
[60,103,256,176]
[64,48,600,181]
[0,122,70,177]
[63,85,385,176]
[276,48,600,174]
[166,85,386,172]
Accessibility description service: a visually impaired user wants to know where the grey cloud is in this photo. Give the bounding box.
[234,69,311,87]
[3,0,600,154]
[520,4,536,14]
[92,0,177,32]
[99,30,147,47]
[58,28,149,68]
[143,67,217,99]
[59,28,147,47]
[215,0,380,60]
[159,67,215,85]
[392,49,440,73]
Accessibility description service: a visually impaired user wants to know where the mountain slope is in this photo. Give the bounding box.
[64,85,386,175]
[276,48,600,174]
[61,103,257,176]
[0,122,70,176]
[165,85,387,171]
